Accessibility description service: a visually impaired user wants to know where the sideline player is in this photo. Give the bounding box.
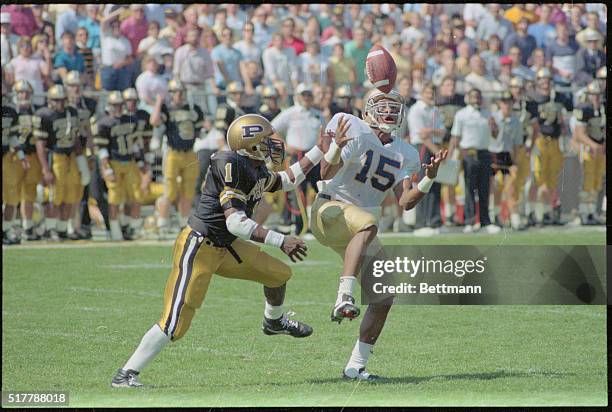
[112,114,329,387]
[312,90,447,380]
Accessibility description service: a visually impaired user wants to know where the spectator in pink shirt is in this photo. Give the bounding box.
[281,17,305,55]
[173,5,199,49]
[121,5,148,57]
[1,4,37,37]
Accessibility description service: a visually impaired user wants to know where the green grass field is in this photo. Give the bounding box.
[2,228,607,407]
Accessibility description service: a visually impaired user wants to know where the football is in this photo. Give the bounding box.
[365,44,397,93]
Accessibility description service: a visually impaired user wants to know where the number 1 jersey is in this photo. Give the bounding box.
[322,113,420,208]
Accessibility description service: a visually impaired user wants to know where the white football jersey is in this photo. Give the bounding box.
[321,113,421,209]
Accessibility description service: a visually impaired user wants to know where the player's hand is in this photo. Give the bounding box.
[316,125,332,151]
[42,169,55,186]
[281,236,308,262]
[21,158,31,170]
[423,149,448,179]
[332,114,353,148]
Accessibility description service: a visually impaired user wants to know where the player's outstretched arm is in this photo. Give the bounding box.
[223,207,308,262]
[320,114,352,179]
[268,125,330,192]
[395,149,448,210]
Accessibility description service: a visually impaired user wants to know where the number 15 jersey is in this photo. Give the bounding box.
[322,113,420,208]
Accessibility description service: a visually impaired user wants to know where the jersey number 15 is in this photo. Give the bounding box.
[354,149,401,191]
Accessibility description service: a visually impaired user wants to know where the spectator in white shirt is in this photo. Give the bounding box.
[173,27,217,116]
[298,41,327,87]
[450,88,500,233]
[135,54,168,112]
[463,3,488,39]
[226,4,247,34]
[251,6,272,49]
[99,12,133,91]
[233,21,262,95]
[262,32,298,102]
[400,12,429,50]
[407,82,447,230]
[476,4,514,42]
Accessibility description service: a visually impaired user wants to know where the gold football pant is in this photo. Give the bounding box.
[512,146,530,203]
[164,149,199,202]
[533,136,563,190]
[158,227,292,341]
[3,152,23,206]
[50,152,82,205]
[582,149,605,193]
[104,160,143,206]
[139,181,164,206]
[310,196,378,256]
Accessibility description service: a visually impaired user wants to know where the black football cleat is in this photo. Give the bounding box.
[44,229,61,242]
[57,230,69,241]
[24,228,42,241]
[111,368,144,388]
[342,367,387,383]
[331,294,360,323]
[262,314,313,338]
[3,231,20,245]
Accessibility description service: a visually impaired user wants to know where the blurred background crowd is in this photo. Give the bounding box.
[1,3,607,244]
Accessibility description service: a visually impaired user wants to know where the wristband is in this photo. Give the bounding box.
[304,145,324,164]
[264,230,285,248]
[323,140,342,164]
[417,175,434,193]
[103,168,114,177]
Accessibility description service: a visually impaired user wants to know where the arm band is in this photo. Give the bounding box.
[225,210,258,240]
[103,168,114,177]
[323,140,342,164]
[304,145,324,164]
[264,230,285,248]
[417,176,434,193]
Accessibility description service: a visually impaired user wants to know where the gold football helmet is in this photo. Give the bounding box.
[48,84,66,100]
[107,91,124,105]
[261,86,278,99]
[168,78,185,93]
[13,80,33,106]
[596,66,606,79]
[536,68,552,80]
[586,81,602,95]
[226,114,285,164]
[226,81,244,94]
[335,85,353,99]
[122,88,138,101]
[64,70,81,86]
[509,77,524,88]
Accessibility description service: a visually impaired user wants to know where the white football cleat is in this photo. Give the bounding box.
[343,367,386,382]
[331,294,360,323]
[484,224,501,234]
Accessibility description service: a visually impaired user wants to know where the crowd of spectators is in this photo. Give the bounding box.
[1,3,607,235]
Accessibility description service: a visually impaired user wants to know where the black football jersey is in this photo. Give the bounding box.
[2,105,18,155]
[526,93,573,139]
[15,106,37,154]
[69,96,97,139]
[160,103,204,151]
[94,114,141,161]
[32,106,80,154]
[574,104,605,143]
[188,150,278,247]
[258,105,281,122]
[435,94,465,142]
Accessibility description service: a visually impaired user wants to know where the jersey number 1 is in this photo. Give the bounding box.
[354,150,401,191]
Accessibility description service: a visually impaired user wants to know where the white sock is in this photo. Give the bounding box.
[110,220,122,240]
[2,221,10,232]
[534,202,544,222]
[121,215,133,228]
[123,324,170,372]
[67,219,75,234]
[444,202,452,219]
[264,302,284,320]
[345,340,373,376]
[45,218,57,231]
[510,213,521,229]
[130,218,143,230]
[57,220,68,233]
[403,208,415,225]
[157,217,168,229]
[23,219,34,230]
[178,215,188,228]
[337,276,357,304]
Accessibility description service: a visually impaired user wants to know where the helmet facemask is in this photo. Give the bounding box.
[364,93,404,133]
[240,134,285,166]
